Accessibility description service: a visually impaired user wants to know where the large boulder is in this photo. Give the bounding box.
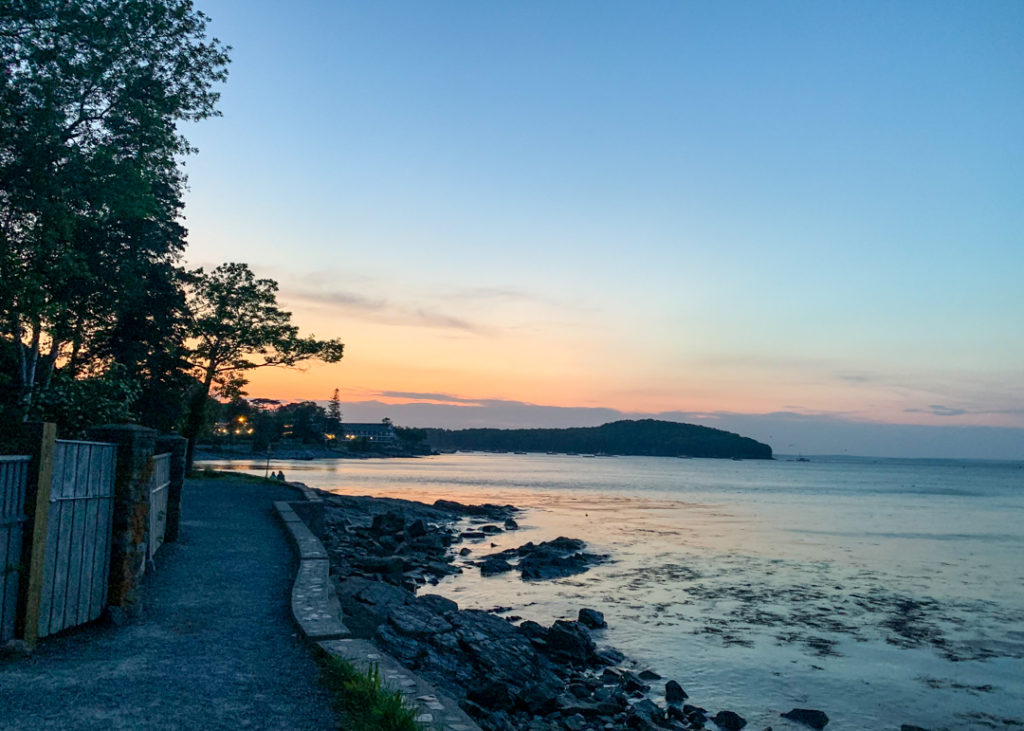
[713,710,747,730]
[578,607,607,629]
[480,557,514,576]
[545,620,597,665]
[665,680,688,703]
[781,708,829,729]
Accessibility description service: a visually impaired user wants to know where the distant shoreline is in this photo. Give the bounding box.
[193,446,424,462]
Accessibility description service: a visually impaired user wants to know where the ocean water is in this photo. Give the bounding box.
[203,453,1024,730]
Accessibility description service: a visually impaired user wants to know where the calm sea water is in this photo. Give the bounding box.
[203,453,1024,731]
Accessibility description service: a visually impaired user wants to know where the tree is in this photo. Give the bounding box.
[325,387,342,438]
[277,401,327,444]
[182,262,343,467]
[0,0,229,422]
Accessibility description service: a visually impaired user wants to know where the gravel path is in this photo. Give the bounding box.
[0,478,336,730]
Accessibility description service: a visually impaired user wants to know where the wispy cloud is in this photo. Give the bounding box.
[379,390,483,404]
[905,404,969,417]
[285,287,486,333]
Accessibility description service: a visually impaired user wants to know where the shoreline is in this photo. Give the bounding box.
[194,446,428,462]
[308,481,833,731]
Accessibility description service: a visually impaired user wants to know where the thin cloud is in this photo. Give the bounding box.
[905,404,970,417]
[286,287,486,333]
[379,391,483,404]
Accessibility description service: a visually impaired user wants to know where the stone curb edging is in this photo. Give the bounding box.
[273,491,481,731]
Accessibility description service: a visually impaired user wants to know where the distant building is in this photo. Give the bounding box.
[340,422,398,445]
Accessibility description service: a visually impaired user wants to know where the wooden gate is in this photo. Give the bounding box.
[0,456,31,642]
[38,440,116,638]
[148,453,171,563]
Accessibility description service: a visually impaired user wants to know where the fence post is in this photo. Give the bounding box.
[87,425,156,619]
[14,422,56,646]
[154,435,187,543]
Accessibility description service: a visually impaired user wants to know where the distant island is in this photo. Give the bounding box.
[424,419,773,460]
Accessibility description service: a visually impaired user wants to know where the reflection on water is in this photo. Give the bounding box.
[202,453,1024,730]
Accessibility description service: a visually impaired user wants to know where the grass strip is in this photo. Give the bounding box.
[317,653,424,731]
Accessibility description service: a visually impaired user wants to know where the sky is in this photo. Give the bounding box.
[181,1,1024,458]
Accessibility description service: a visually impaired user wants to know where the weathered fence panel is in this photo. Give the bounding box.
[0,456,31,642]
[38,440,116,638]
[148,453,171,563]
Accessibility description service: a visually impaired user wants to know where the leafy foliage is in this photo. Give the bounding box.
[0,0,229,431]
[27,364,140,438]
[181,263,343,465]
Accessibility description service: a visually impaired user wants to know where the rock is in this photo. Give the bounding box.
[578,607,607,629]
[375,622,425,665]
[504,517,519,530]
[545,620,596,665]
[627,699,666,729]
[388,602,454,637]
[354,554,406,575]
[520,536,584,554]
[351,579,415,623]
[638,669,661,680]
[418,593,459,616]
[406,518,428,537]
[665,680,688,703]
[371,511,405,533]
[480,558,514,576]
[565,713,587,731]
[520,552,604,580]
[517,682,561,715]
[462,531,486,539]
[433,499,515,518]
[480,524,504,534]
[594,647,626,665]
[425,560,461,577]
[467,681,516,712]
[780,709,828,729]
[618,670,649,694]
[713,710,747,730]
[518,620,548,641]
[459,547,472,555]
[900,726,931,731]
[451,609,561,694]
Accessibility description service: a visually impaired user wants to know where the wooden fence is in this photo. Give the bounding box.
[37,440,116,639]
[0,456,31,642]
[0,425,185,645]
[148,453,171,564]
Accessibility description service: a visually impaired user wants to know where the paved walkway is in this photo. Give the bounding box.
[0,478,336,730]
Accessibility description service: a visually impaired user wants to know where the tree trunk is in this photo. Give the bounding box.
[183,364,216,471]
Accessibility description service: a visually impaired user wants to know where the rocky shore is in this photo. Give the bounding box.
[315,487,846,731]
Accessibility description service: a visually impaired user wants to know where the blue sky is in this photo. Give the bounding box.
[181,1,1024,457]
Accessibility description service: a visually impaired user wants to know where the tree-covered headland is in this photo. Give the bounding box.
[0,1,342,464]
[425,419,773,459]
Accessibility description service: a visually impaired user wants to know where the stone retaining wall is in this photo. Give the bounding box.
[274,489,481,731]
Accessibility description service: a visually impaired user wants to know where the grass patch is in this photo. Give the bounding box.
[317,653,424,731]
